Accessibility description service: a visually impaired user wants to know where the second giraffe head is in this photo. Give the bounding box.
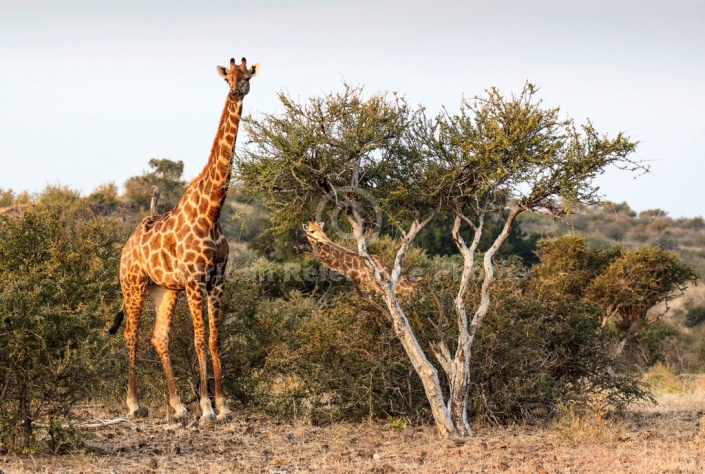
[304,221,331,244]
[217,57,259,101]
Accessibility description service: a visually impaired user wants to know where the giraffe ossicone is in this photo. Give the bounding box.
[110,57,258,423]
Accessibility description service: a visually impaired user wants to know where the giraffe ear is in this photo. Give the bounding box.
[318,221,325,230]
[216,65,228,79]
[249,63,260,77]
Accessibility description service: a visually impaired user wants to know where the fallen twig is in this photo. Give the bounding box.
[74,417,137,429]
[33,417,137,430]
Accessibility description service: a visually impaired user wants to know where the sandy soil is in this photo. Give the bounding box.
[3,390,705,474]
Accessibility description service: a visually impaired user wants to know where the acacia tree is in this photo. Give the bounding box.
[423,84,644,434]
[586,246,697,354]
[123,158,187,212]
[239,86,458,433]
[530,235,698,355]
[529,234,623,301]
[238,84,643,437]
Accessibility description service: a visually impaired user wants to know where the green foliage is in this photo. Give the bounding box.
[36,183,82,208]
[0,188,14,208]
[541,202,705,269]
[587,246,698,337]
[633,301,705,373]
[403,259,648,424]
[86,182,120,210]
[426,84,642,220]
[530,235,623,300]
[209,252,650,426]
[530,235,698,351]
[0,203,122,452]
[635,320,681,367]
[239,84,428,234]
[237,82,649,435]
[123,158,187,212]
[208,258,427,423]
[14,191,33,206]
[469,298,650,422]
[250,293,423,422]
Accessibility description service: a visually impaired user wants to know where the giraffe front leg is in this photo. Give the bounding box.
[207,281,233,422]
[186,282,217,424]
[150,287,188,419]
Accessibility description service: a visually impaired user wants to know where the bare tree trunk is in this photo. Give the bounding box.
[383,291,460,437]
[447,207,522,435]
[468,207,521,343]
[445,213,483,436]
[348,212,460,437]
[614,318,641,356]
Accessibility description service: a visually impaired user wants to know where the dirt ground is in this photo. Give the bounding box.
[3,388,705,474]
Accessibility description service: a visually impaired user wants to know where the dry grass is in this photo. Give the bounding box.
[4,378,705,474]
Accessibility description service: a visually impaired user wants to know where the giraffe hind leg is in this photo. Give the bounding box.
[122,286,148,418]
[207,280,233,422]
[149,285,189,419]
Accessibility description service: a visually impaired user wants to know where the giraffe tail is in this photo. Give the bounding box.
[108,309,125,335]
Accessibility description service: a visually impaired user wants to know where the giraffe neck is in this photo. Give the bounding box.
[178,96,243,224]
[315,241,353,272]
[310,236,414,296]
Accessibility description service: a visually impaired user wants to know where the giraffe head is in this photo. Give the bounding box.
[304,221,331,245]
[217,57,259,101]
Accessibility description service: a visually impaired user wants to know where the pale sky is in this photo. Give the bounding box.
[1,0,703,217]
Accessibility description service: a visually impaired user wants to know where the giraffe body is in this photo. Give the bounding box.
[115,57,258,423]
[304,221,414,296]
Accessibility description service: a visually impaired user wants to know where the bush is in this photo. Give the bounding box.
[0,204,122,453]
[469,298,650,423]
[214,258,427,423]
[210,254,650,427]
[633,320,681,367]
[406,259,649,425]
[685,304,705,328]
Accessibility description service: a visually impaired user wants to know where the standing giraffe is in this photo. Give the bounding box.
[303,221,414,296]
[109,57,258,423]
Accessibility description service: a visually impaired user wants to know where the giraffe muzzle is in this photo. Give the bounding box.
[231,81,250,100]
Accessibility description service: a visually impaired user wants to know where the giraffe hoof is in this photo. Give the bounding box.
[217,412,234,423]
[130,407,149,418]
[200,414,217,425]
[172,403,189,419]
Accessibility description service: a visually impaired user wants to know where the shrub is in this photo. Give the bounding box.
[213,254,651,427]
[634,320,681,367]
[685,304,705,328]
[216,258,427,423]
[0,204,122,453]
[468,298,650,424]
